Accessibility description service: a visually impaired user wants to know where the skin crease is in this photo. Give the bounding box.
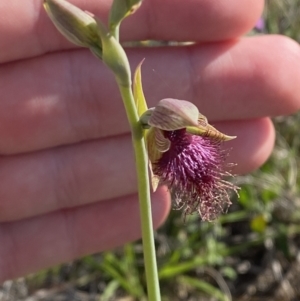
[0,0,299,281]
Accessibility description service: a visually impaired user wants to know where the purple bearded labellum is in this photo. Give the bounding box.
[141,98,239,221]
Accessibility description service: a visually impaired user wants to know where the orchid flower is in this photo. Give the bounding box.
[134,64,238,221]
[142,99,238,221]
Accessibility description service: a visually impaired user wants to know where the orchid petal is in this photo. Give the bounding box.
[148,98,199,131]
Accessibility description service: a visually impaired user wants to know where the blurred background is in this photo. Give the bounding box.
[1,0,300,300]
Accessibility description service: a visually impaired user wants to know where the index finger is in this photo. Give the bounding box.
[0,0,264,62]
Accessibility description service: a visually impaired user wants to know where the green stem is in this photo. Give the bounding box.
[118,84,161,301]
[111,24,120,42]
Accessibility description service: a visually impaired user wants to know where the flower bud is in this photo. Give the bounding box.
[43,0,102,53]
[109,0,143,32]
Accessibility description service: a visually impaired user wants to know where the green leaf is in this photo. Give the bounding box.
[159,256,206,279]
[101,280,120,301]
[179,276,230,301]
[220,267,237,280]
[133,59,148,117]
[250,214,267,233]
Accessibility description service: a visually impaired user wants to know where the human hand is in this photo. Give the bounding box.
[0,0,299,281]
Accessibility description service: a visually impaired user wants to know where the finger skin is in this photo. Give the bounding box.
[0,189,171,282]
[0,35,298,154]
[224,118,275,175]
[0,118,274,222]
[0,0,264,62]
